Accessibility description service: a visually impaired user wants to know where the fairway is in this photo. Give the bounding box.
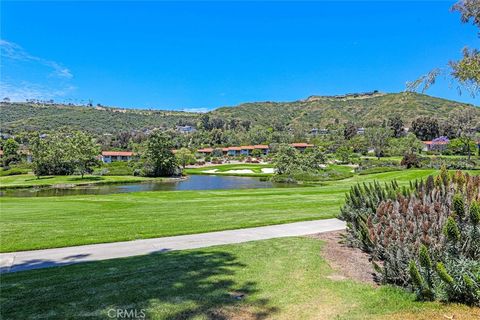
[0,174,159,189]
[0,170,439,252]
[1,237,475,320]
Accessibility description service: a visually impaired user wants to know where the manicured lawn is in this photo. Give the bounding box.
[0,170,440,252]
[1,237,475,320]
[0,174,157,189]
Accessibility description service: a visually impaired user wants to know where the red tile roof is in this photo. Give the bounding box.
[197,148,213,153]
[253,145,269,149]
[0,150,3,156]
[290,143,314,148]
[102,151,134,156]
[423,141,449,145]
[228,147,242,151]
[240,146,255,150]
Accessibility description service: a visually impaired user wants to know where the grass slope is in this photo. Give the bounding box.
[1,237,476,320]
[0,170,438,252]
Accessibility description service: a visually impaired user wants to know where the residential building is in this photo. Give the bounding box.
[290,143,314,152]
[176,125,196,134]
[101,151,134,163]
[423,137,450,152]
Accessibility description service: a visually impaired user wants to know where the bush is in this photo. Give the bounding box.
[357,166,402,175]
[401,153,421,168]
[340,168,480,306]
[0,167,29,176]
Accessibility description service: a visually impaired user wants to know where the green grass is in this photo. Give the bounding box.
[0,174,158,189]
[0,237,470,320]
[0,169,440,252]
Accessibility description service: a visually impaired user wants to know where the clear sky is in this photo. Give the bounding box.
[1,1,478,110]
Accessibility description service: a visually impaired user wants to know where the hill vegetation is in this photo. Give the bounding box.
[1,92,477,135]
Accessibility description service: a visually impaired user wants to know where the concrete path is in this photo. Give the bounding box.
[0,218,345,273]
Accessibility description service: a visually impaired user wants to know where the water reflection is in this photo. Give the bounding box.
[1,175,296,197]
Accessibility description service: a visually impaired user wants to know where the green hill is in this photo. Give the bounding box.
[1,92,477,134]
[210,92,479,129]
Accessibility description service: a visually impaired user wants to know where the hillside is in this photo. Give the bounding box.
[210,92,479,129]
[0,103,199,134]
[1,92,478,134]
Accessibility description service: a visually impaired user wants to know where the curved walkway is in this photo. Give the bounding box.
[0,218,345,273]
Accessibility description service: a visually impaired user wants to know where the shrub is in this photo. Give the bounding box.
[400,153,420,168]
[340,167,480,305]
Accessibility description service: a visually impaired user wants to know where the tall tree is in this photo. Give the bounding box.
[70,131,100,178]
[175,148,195,169]
[142,131,178,177]
[451,108,478,160]
[343,122,357,140]
[273,144,299,176]
[388,115,405,138]
[365,127,392,159]
[411,116,440,141]
[2,138,19,167]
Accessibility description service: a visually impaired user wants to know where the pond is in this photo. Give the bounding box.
[0,175,297,197]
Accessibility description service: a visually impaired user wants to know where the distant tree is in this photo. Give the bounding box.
[365,127,392,159]
[30,133,76,177]
[343,122,357,140]
[440,121,458,139]
[347,135,369,155]
[447,138,477,155]
[175,148,195,168]
[210,118,225,130]
[335,146,354,164]
[388,115,405,138]
[70,131,100,178]
[273,144,299,175]
[199,114,211,131]
[450,109,478,160]
[411,117,439,141]
[142,132,178,177]
[240,120,251,131]
[2,138,19,167]
[30,136,49,178]
[388,133,424,156]
[304,146,326,168]
[401,153,421,169]
[251,149,263,158]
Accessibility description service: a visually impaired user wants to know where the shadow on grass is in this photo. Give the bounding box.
[1,250,277,319]
[67,176,104,182]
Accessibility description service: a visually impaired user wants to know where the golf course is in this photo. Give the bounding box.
[0,169,443,252]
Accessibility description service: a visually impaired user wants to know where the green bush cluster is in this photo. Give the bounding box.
[340,167,480,306]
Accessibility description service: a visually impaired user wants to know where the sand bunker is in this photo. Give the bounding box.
[261,168,275,173]
[203,169,218,173]
[223,169,254,174]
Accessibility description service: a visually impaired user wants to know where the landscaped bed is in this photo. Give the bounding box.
[1,236,477,320]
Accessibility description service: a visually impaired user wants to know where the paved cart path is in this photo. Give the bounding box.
[0,218,345,273]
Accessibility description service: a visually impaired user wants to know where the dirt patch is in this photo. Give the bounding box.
[309,231,377,285]
[377,305,480,320]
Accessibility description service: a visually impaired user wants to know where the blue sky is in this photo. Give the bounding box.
[1,1,478,110]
